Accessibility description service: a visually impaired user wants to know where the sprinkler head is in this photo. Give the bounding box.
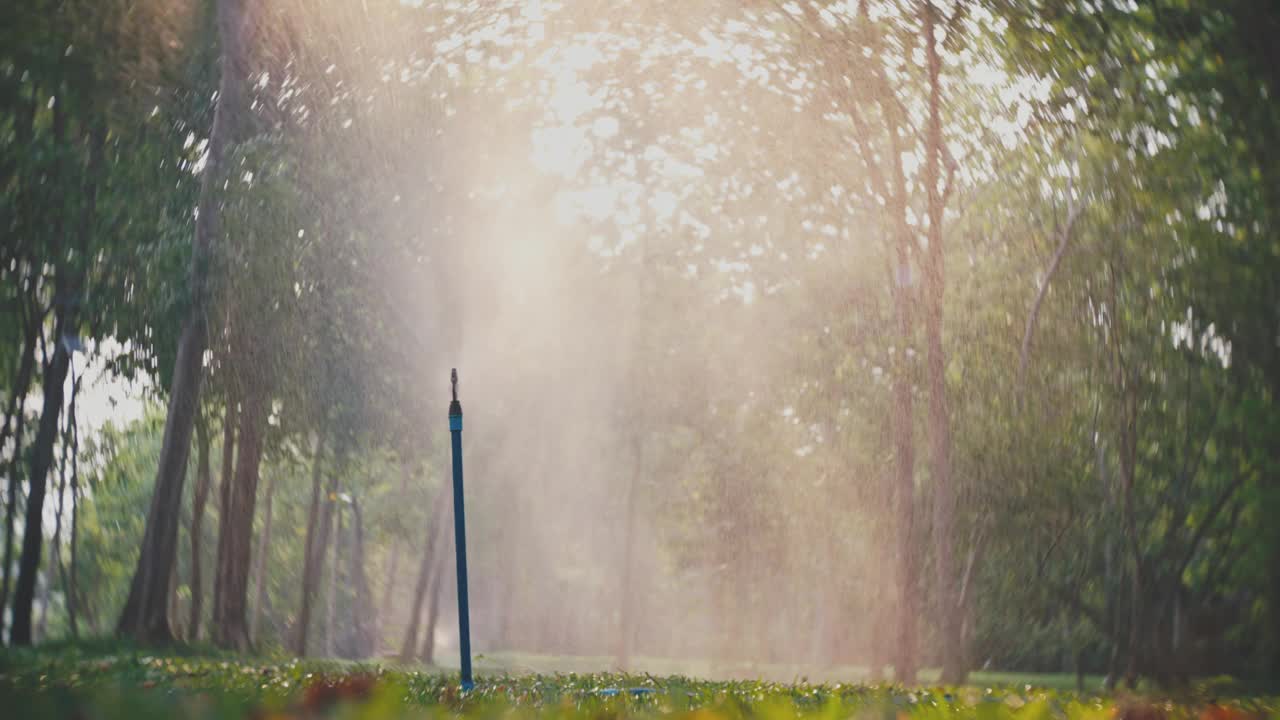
[449,368,463,422]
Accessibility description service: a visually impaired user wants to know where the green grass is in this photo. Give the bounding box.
[426,651,1106,691]
[1,644,1274,720]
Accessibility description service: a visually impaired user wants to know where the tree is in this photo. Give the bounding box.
[249,469,276,640]
[187,413,213,640]
[118,0,252,644]
[919,0,963,683]
[294,429,329,655]
[400,489,448,662]
[0,278,40,642]
[211,380,269,650]
[11,107,101,646]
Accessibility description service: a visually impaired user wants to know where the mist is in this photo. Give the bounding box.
[168,0,906,676]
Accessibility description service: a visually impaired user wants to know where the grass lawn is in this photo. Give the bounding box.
[0,643,1273,720]
[455,651,1106,691]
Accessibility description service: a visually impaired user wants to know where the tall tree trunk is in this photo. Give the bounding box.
[616,444,642,670]
[212,388,268,650]
[294,429,329,655]
[1096,418,1122,687]
[1267,441,1280,685]
[0,85,41,642]
[36,545,55,642]
[212,398,238,633]
[1269,516,1280,685]
[400,489,448,662]
[921,0,961,685]
[117,0,249,644]
[44,383,75,640]
[46,371,83,639]
[379,543,400,628]
[10,91,79,647]
[49,117,99,644]
[419,549,446,665]
[378,540,399,655]
[11,315,72,646]
[250,472,275,640]
[955,529,984,685]
[37,434,66,643]
[377,467,411,644]
[0,291,39,641]
[327,501,342,657]
[168,549,182,639]
[67,376,80,640]
[888,159,918,687]
[348,498,373,657]
[187,414,212,640]
[311,463,340,653]
[72,584,98,637]
[1016,141,1082,402]
[0,344,35,642]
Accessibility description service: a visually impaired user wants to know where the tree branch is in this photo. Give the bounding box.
[1175,473,1248,581]
[1016,169,1085,403]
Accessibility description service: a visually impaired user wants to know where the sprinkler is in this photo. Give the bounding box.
[449,369,474,691]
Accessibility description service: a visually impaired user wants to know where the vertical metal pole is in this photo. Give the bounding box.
[448,369,473,690]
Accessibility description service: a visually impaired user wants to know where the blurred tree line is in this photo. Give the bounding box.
[0,0,1276,692]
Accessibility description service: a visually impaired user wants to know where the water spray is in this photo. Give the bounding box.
[449,369,474,691]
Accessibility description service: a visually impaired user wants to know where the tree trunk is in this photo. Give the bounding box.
[400,489,448,662]
[250,472,275,640]
[42,386,74,641]
[11,84,81,647]
[0,293,38,641]
[117,0,249,645]
[187,414,212,640]
[377,467,411,644]
[326,500,342,657]
[10,316,72,646]
[380,541,399,611]
[212,388,268,650]
[294,429,329,655]
[0,82,42,644]
[1268,434,1280,684]
[36,550,54,642]
[888,164,918,687]
[348,498,373,658]
[378,541,400,651]
[168,549,182,640]
[955,529,984,684]
[1269,516,1280,685]
[921,1,961,685]
[75,577,98,637]
[37,438,65,642]
[68,481,80,639]
[1016,141,1082,403]
[616,445,642,670]
[212,398,238,634]
[65,370,80,638]
[419,549,446,665]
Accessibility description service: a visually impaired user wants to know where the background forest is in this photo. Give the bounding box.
[1,0,1278,693]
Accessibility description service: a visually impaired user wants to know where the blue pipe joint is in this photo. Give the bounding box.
[449,412,462,431]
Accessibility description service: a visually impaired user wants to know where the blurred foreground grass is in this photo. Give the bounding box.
[1,643,1275,720]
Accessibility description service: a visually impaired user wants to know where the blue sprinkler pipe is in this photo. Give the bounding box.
[449,369,474,691]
